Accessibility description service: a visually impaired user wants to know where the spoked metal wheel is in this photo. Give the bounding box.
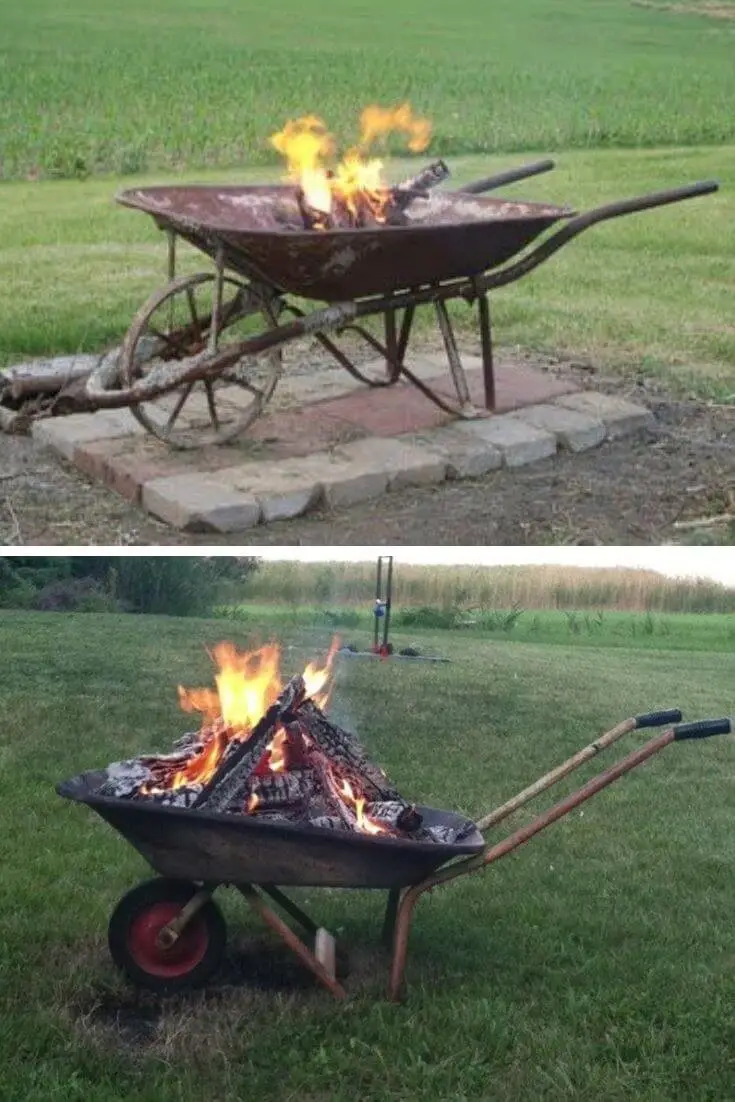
[108,878,227,994]
[119,272,283,448]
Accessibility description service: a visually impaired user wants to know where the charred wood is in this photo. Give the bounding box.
[289,700,403,803]
[397,159,450,194]
[365,801,423,833]
[192,675,306,812]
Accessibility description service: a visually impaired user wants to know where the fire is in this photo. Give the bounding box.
[168,638,339,790]
[340,779,387,836]
[270,103,431,225]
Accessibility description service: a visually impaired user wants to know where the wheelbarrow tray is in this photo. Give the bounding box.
[57,769,484,889]
[116,185,573,301]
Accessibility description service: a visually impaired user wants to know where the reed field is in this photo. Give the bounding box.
[1,0,734,180]
[241,562,735,615]
[0,610,732,1100]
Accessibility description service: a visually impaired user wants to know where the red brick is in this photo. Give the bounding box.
[315,384,453,437]
[433,362,577,413]
[248,406,363,457]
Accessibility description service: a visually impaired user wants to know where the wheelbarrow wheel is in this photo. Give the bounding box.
[108,878,226,994]
[119,272,283,449]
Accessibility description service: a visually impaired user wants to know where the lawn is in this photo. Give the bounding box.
[1,147,733,398]
[0,609,732,1100]
[1,0,734,396]
[2,0,734,180]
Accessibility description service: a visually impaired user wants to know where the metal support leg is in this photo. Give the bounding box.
[236,884,347,1000]
[434,300,476,416]
[260,885,319,938]
[382,888,401,949]
[384,309,400,382]
[478,292,495,411]
[208,246,225,354]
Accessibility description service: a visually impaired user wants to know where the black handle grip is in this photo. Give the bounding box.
[635,709,683,729]
[674,718,731,740]
[458,159,555,195]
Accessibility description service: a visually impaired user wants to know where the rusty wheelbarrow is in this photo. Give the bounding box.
[80,158,719,448]
[57,710,730,1000]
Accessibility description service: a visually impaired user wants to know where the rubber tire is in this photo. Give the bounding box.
[108,878,226,995]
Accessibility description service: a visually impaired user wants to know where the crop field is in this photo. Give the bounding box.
[0,610,732,1100]
[2,0,734,180]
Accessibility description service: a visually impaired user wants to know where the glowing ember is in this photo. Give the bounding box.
[270,103,431,227]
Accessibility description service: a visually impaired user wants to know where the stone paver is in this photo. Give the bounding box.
[554,392,655,438]
[450,414,557,467]
[509,403,605,452]
[142,473,261,532]
[13,346,661,530]
[335,436,448,489]
[32,409,141,459]
[399,426,503,479]
[217,460,323,522]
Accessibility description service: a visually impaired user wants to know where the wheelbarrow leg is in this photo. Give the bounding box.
[260,884,319,938]
[478,292,495,411]
[388,884,423,1002]
[434,300,475,414]
[236,884,347,1000]
[382,887,401,949]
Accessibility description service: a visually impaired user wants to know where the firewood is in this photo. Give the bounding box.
[244,768,315,811]
[364,801,423,833]
[287,700,403,803]
[396,159,450,193]
[192,675,306,812]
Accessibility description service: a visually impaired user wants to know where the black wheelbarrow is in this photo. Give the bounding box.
[57,710,730,1000]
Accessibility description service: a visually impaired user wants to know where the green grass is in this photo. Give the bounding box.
[216,602,735,652]
[2,0,735,180]
[0,609,732,1100]
[1,147,733,397]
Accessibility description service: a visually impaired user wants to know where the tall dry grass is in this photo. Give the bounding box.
[245,563,735,614]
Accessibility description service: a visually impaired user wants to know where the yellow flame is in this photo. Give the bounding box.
[269,104,431,224]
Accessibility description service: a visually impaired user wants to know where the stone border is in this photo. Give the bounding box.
[19,354,655,533]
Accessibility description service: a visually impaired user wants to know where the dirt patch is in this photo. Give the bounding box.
[632,0,735,21]
[69,937,380,1055]
[1,355,732,546]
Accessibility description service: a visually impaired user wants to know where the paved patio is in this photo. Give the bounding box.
[29,352,654,532]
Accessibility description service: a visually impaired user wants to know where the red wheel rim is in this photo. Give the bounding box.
[127,901,209,978]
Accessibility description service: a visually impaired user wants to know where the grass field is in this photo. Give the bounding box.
[1,147,733,397]
[0,609,732,1100]
[2,0,734,180]
[1,0,734,395]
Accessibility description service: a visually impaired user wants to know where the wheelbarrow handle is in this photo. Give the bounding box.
[476,707,683,830]
[476,179,719,295]
[458,159,556,195]
[574,179,719,226]
[674,718,731,740]
[635,709,683,728]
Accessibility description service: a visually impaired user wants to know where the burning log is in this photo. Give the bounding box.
[289,700,403,803]
[364,801,423,833]
[244,769,315,812]
[396,159,450,193]
[192,675,307,813]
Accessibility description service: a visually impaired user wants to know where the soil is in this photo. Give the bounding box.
[1,359,732,546]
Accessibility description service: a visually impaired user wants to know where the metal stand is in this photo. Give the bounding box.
[373,555,394,655]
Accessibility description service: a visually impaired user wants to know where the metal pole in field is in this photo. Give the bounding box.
[383,555,394,651]
[374,555,394,654]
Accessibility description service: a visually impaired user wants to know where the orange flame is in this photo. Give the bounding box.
[340,778,386,835]
[270,103,431,225]
[167,638,339,790]
[247,792,260,814]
